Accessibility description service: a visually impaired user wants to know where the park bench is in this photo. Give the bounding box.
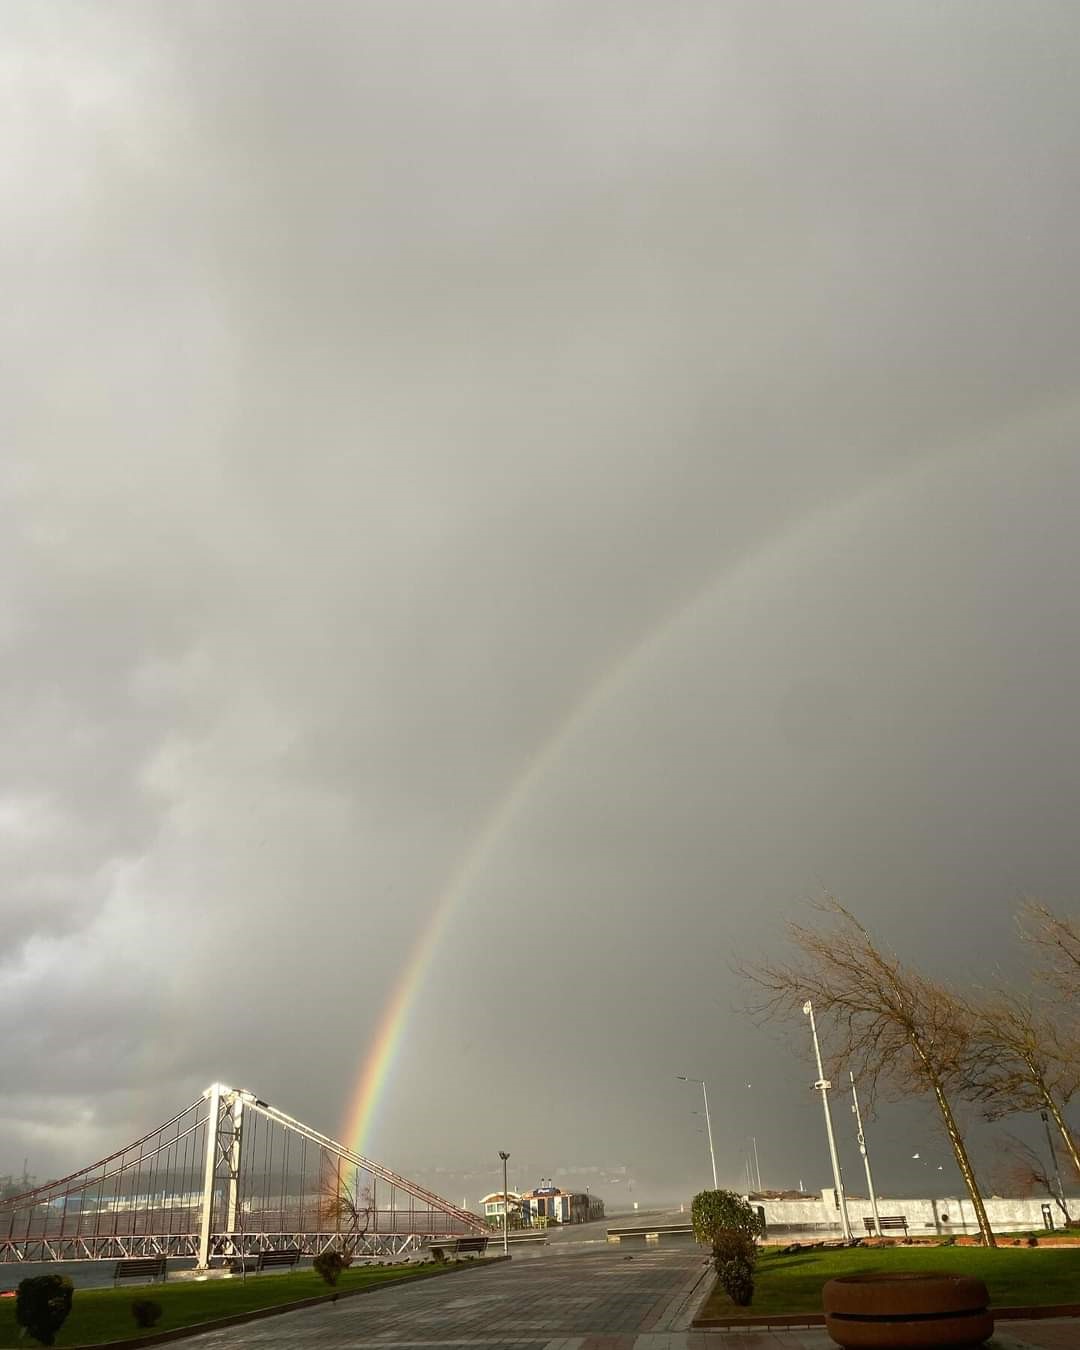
[255,1249,302,1272]
[113,1256,168,1286]
[428,1236,489,1261]
[864,1215,908,1237]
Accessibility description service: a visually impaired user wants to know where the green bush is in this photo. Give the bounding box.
[15,1275,74,1346]
[131,1299,162,1328]
[693,1190,764,1309]
[313,1251,347,1286]
[715,1254,755,1306]
[712,1229,757,1265]
[691,1189,765,1246]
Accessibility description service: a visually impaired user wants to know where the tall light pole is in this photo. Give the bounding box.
[751,1136,762,1192]
[678,1076,718,1189]
[498,1151,510,1256]
[1040,1112,1068,1223]
[802,1001,852,1242]
[849,1070,880,1237]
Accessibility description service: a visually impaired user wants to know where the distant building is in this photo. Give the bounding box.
[520,1182,604,1226]
[480,1190,522,1227]
[0,1171,35,1201]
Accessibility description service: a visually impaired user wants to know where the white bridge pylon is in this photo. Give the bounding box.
[0,1082,486,1266]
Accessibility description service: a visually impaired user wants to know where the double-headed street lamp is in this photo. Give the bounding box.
[802,1000,852,1242]
[498,1151,510,1256]
[677,1076,718,1189]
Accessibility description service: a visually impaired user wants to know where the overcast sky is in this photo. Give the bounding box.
[3,1,1080,1206]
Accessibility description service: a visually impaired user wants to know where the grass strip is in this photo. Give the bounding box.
[698,1245,1080,1321]
[0,1258,491,1347]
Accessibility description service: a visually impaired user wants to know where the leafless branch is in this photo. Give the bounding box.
[740,898,996,1244]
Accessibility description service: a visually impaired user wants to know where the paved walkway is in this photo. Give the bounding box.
[175,1247,1077,1349]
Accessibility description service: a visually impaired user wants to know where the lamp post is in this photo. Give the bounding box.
[1040,1112,1068,1223]
[498,1151,510,1256]
[678,1076,718,1189]
[802,1001,852,1242]
[849,1070,881,1237]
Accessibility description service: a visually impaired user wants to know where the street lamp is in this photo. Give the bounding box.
[1040,1112,1068,1222]
[751,1136,762,1192]
[849,1070,881,1237]
[802,1001,852,1242]
[677,1076,718,1189]
[498,1151,510,1257]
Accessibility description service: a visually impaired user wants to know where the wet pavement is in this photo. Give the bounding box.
[167,1245,1076,1349]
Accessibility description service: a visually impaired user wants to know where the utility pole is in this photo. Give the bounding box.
[849,1071,881,1237]
[802,1001,852,1242]
[498,1151,510,1257]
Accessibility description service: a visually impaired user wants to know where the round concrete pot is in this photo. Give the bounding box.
[822,1272,993,1348]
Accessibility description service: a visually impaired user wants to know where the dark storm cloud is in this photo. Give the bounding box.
[2,1,1079,1197]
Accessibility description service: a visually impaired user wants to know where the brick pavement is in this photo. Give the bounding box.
[174,1247,1078,1349]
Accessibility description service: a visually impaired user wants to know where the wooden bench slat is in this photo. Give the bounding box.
[428,1236,489,1259]
[114,1257,168,1285]
[864,1215,908,1233]
[255,1249,302,1272]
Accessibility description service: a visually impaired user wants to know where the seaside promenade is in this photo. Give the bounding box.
[172,1245,1075,1350]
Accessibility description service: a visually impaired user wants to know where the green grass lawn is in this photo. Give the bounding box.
[700,1246,1080,1320]
[0,1259,477,1347]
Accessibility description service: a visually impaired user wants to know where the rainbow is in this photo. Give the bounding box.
[339,505,819,1155]
[339,411,1064,1158]
[338,571,705,1155]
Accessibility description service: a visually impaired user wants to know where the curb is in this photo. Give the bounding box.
[693,1312,828,1329]
[693,1302,1080,1329]
[57,1255,510,1349]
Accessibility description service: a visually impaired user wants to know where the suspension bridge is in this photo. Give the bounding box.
[0,1083,486,1267]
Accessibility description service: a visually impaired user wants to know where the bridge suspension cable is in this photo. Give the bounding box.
[0,1083,485,1266]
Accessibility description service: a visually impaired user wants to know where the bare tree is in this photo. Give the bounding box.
[741,900,996,1246]
[319,1163,373,1258]
[958,986,1080,1180]
[988,1132,1076,1223]
[1020,902,1080,999]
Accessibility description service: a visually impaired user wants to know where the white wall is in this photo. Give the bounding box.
[758,1190,1076,1235]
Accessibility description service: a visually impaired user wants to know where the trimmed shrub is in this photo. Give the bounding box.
[313,1251,347,1286]
[712,1229,758,1305]
[131,1299,162,1328]
[715,1255,755,1306]
[15,1275,74,1346]
[693,1190,764,1309]
[691,1189,765,1247]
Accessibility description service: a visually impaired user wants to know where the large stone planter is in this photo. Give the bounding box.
[822,1272,993,1348]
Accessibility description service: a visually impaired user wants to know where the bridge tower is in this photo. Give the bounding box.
[197,1083,247,1268]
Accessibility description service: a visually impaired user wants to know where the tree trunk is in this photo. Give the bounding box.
[929,1078,996,1247]
[1043,1092,1080,1198]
